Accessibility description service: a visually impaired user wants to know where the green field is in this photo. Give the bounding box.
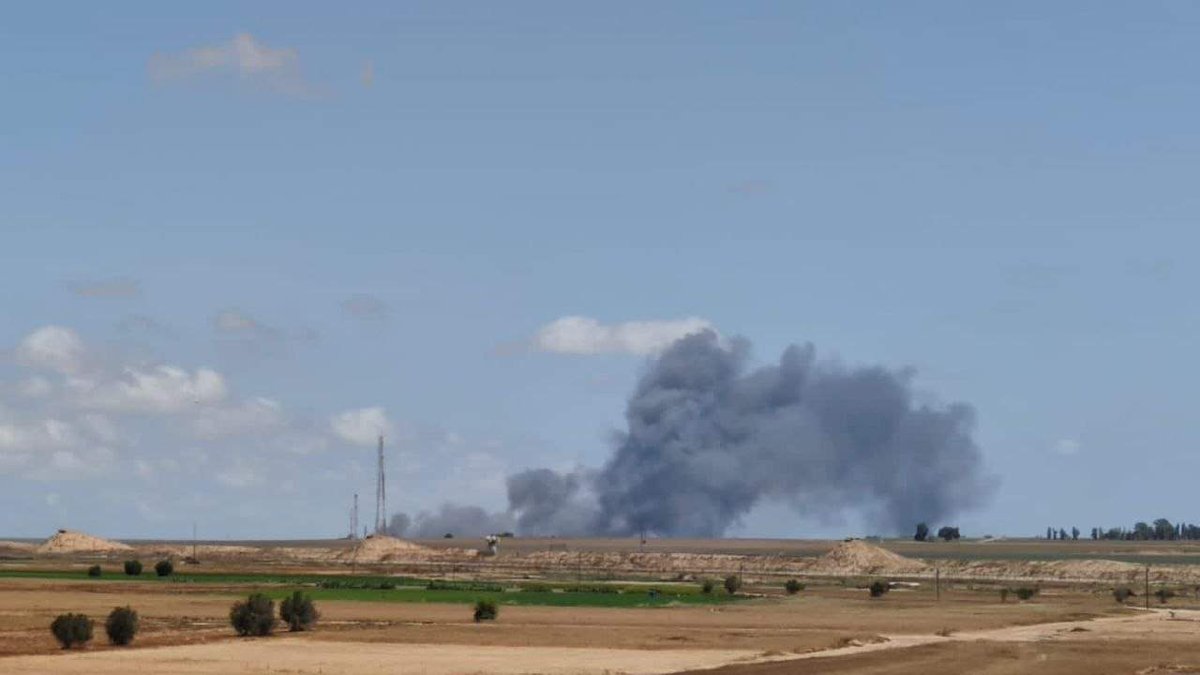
[0,569,740,608]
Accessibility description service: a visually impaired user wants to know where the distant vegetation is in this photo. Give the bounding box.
[86,564,101,578]
[154,559,174,577]
[723,574,742,595]
[280,591,318,632]
[123,560,143,576]
[785,579,804,595]
[473,598,498,622]
[50,613,93,649]
[1045,518,1200,541]
[230,593,277,637]
[868,580,889,597]
[912,523,961,541]
[105,606,139,645]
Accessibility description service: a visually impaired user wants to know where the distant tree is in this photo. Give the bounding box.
[1155,588,1176,604]
[154,559,174,577]
[1071,527,1079,541]
[1090,528,1099,540]
[1113,587,1134,603]
[785,579,804,595]
[937,526,960,542]
[1057,528,1068,540]
[723,575,743,595]
[869,580,890,598]
[230,593,276,637]
[87,565,101,578]
[1153,519,1175,541]
[104,606,139,646]
[50,613,94,649]
[700,579,714,595]
[473,599,498,622]
[123,560,142,576]
[1046,527,1053,540]
[1133,522,1152,540]
[279,591,318,632]
[1013,587,1038,601]
[914,523,929,542]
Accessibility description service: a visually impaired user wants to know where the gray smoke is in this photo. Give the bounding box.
[387,503,515,539]
[509,331,992,537]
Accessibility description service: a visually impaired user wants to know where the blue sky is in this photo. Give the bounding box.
[2,2,1199,539]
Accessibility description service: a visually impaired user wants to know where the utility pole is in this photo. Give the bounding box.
[375,435,386,535]
[350,493,359,540]
[1145,565,1150,610]
[935,567,941,602]
[192,522,197,561]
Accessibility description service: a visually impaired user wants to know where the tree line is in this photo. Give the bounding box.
[1044,518,1200,541]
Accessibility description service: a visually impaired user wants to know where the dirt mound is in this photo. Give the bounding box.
[37,530,132,554]
[807,540,927,576]
[338,535,459,563]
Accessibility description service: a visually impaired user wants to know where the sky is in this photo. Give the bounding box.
[2,2,1199,540]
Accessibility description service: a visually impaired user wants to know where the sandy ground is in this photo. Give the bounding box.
[0,640,778,675]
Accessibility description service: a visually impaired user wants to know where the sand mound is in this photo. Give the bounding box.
[338,535,447,563]
[807,540,927,576]
[37,530,133,554]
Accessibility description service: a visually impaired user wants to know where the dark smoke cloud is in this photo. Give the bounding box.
[394,331,992,538]
[387,503,514,539]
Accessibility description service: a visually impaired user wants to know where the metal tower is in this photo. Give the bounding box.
[374,435,386,534]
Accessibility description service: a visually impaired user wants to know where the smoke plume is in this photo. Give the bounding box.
[395,331,992,538]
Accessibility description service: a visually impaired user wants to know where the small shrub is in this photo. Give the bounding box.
[123,560,143,576]
[723,575,742,595]
[50,613,94,649]
[474,598,498,622]
[1155,588,1176,604]
[154,559,174,577]
[104,606,138,646]
[279,591,318,632]
[1113,587,1133,603]
[230,593,276,637]
[785,579,804,595]
[700,579,715,595]
[86,565,102,578]
[868,580,890,598]
[1013,587,1038,601]
[999,587,1009,603]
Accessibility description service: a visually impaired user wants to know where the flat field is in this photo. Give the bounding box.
[4,536,1200,673]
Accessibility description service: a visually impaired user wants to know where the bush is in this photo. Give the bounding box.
[785,579,804,595]
[50,613,94,649]
[1013,587,1038,601]
[999,587,1009,603]
[104,606,139,646]
[154,559,174,577]
[474,598,498,622]
[86,565,102,578]
[723,575,742,595]
[123,560,143,576]
[869,580,890,598]
[1155,588,1176,604]
[280,591,319,632]
[700,579,715,595]
[230,593,276,637]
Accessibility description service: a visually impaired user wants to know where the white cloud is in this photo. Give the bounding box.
[17,326,86,374]
[70,365,228,414]
[148,33,310,95]
[190,397,284,439]
[331,407,392,446]
[18,376,54,399]
[1053,438,1081,456]
[216,459,261,488]
[531,316,714,355]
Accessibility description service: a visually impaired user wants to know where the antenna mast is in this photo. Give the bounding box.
[375,435,386,534]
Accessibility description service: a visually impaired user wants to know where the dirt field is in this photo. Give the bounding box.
[5,533,1200,673]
